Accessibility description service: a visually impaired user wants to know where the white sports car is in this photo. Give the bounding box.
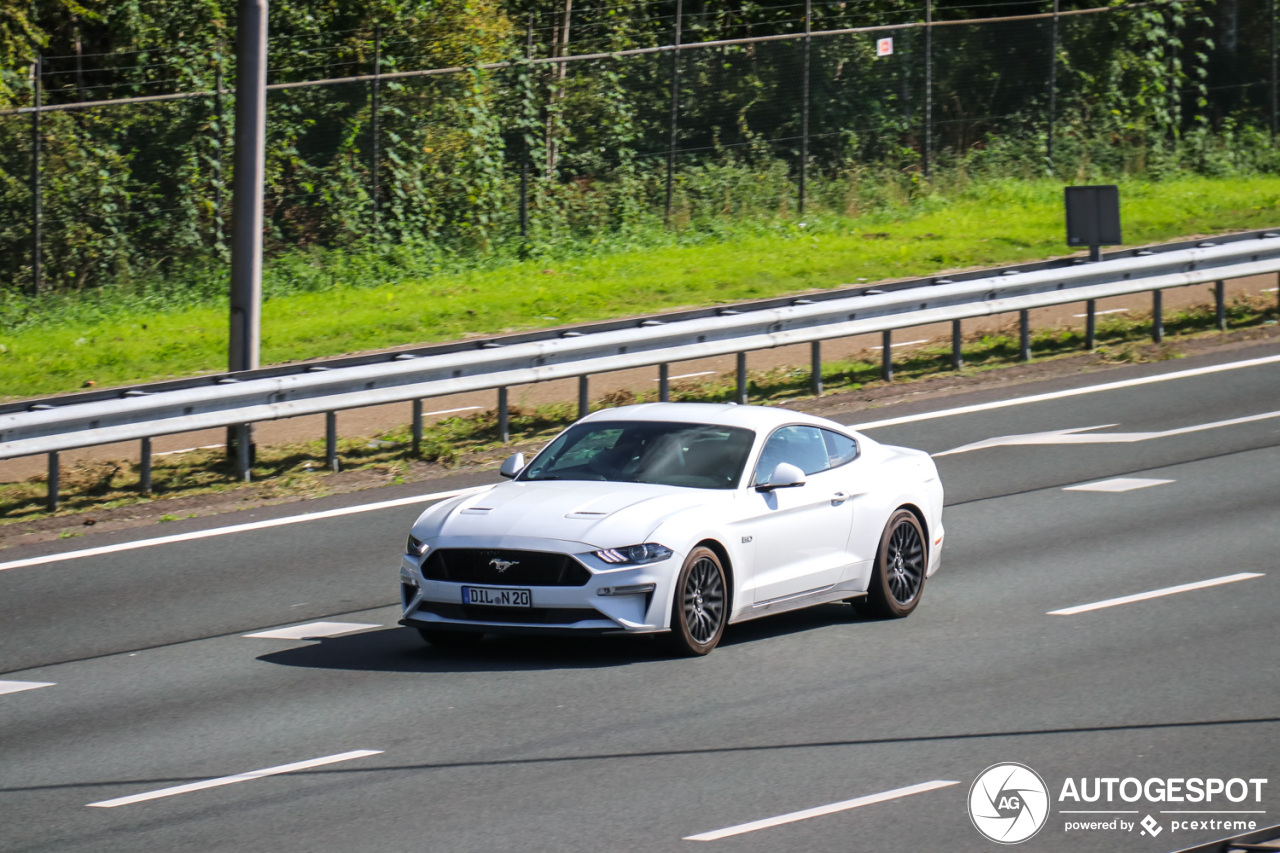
[399,402,944,655]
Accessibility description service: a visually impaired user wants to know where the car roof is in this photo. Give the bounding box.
[578,402,847,433]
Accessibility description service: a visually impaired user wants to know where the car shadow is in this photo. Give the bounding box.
[257,602,872,673]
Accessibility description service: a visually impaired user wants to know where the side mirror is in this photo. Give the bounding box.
[757,461,805,491]
[499,452,526,479]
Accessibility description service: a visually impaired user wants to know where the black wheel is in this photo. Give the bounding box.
[417,628,484,650]
[856,510,927,619]
[662,546,728,656]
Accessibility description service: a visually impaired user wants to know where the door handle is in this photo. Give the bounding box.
[831,492,848,505]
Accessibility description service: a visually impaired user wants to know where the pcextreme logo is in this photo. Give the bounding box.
[969,763,1051,844]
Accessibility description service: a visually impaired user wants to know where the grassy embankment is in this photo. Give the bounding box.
[3,174,1280,398]
[1,173,1278,525]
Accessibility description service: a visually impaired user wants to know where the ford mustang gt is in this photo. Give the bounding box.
[399,402,943,655]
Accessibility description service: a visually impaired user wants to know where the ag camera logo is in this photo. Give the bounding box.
[969,763,1051,844]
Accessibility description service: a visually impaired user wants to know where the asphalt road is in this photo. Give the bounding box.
[1,343,1277,852]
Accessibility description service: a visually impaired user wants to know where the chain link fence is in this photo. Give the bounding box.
[0,0,1276,297]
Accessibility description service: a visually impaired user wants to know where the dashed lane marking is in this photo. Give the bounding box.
[1048,573,1265,616]
[86,750,383,808]
[0,486,489,573]
[243,622,381,640]
[684,780,959,841]
[1063,477,1174,492]
[0,680,55,696]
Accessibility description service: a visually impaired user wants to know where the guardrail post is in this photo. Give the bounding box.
[498,387,509,442]
[234,425,252,482]
[881,331,893,382]
[1151,290,1163,343]
[1215,280,1226,330]
[326,412,339,472]
[1085,299,1097,350]
[659,364,670,402]
[578,376,589,418]
[736,353,748,403]
[46,452,59,512]
[140,437,152,495]
[411,399,423,454]
[1020,309,1031,361]
[810,341,822,396]
[951,320,963,369]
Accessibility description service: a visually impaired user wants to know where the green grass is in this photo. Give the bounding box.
[2,173,1279,399]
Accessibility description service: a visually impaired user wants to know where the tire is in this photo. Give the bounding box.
[856,509,927,619]
[662,546,729,656]
[417,628,484,650]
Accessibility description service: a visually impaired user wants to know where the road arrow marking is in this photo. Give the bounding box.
[934,410,1280,457]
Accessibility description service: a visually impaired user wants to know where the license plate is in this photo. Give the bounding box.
[462,586,532,607]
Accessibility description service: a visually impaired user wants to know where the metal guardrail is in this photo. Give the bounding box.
[3,229,1280,508]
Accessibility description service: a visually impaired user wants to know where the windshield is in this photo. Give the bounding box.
[519,421,755,489]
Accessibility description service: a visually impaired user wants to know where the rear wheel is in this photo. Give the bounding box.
[855,510,926,619]
[417,628,484,650]
[662,547,728,656]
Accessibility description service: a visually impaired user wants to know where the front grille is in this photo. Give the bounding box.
[422,548,591,587]
[417,602,603,625]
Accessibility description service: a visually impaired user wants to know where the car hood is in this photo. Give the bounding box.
[413,480,726,548]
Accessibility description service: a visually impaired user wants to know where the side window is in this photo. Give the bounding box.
[820,429,859,468]
[754,425,831,484]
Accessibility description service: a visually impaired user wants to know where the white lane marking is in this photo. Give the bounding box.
[154,444,225,458]
[244,621,380,640]
[1048,573,1265,616]
[1073,308,1129,317]
[871,339,930,350]
[683,780,959,841]
[424,406,482,416]
[1063,477,1174,493]
[935,410,1280,456]
[848,353,1280,431]
[659,371,717,381]
[0,486,489,573]
[86,749,383,808]
[0,680,55,696]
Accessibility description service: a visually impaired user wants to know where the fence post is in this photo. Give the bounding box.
[736,353,748,404]
[799,0,811,215]
[881,330,894,381]
[1215,280,1226,330]
[30,50,42,295]
[951,319,963,369]
[665,0,683,223]
[1085,298,1097,350]
[1271,0,1278,140]
[1151,290,1163,343]
[520,13,533,240]
[923,0,932,178]
[578,375,589,419]
[659,364,670,402]
[1020,309,1031,360]
[1048,0,1059,169]
[371,24,381,230]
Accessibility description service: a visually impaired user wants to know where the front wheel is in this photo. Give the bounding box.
[856,510,926,619]
[662,547,728,656]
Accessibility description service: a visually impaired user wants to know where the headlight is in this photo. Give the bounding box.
[406,534,430,557]
[595,543,673,565]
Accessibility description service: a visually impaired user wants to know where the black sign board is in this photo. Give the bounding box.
[1065,185,1122,257]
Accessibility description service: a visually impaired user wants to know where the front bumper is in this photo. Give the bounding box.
[399,539,678,635]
